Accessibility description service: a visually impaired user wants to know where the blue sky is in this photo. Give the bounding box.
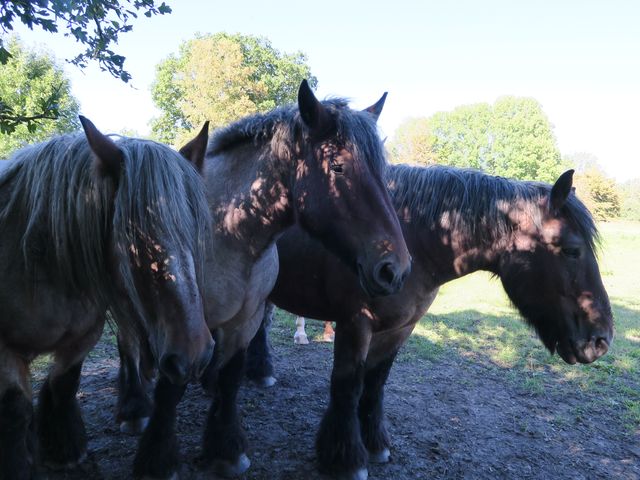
[12,0,640,180]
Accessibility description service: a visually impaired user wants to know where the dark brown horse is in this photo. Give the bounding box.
[246,164,613,479]
[129,81,412,479]
[0,118,214,479]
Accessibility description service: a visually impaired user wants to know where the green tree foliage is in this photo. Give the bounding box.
[0,0,171,132]
[564,153,621,221]
[389,117,438,165]
[390,97,562,183]
[0,38,79,157]
[150,33,317,145]
[617,178,640,221]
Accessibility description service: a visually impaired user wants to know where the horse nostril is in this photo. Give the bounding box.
[594,337,609,357]
[375,261,396,287]
[159,353,190,384]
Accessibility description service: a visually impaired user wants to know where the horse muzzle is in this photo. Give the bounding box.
[358,254,411,297]
[557,333,612,365]
[159,339,214,385]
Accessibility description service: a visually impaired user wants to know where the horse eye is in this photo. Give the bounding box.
[330,163,344,174]
[561,247,581,258]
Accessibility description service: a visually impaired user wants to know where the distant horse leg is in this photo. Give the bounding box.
[0,351,37,480]
[116,331,154,434]
[133,375,186,480]
[37,323,102,469]
[293,316,309,344]
[245,302,276,387]
[358,352,398,464]
[202,348,250,477]
[323,321,336,342]
[316,317,371,480]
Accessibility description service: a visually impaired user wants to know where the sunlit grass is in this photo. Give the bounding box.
[403,220,640,429]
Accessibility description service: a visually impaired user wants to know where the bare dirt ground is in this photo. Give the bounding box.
[41,322,639,480]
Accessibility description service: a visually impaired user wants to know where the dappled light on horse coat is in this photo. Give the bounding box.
[129,80,411,480]
[0,118,213,479]
[247,164,613,479]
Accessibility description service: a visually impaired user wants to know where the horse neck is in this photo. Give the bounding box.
[205,141,294,259]
[404,175,527,285]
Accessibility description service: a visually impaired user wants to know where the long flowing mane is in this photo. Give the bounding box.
[386,164,599,253]
[207,99,387,176]
[0,133,210,323]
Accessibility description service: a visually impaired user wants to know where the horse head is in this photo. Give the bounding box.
[292,81,411,297]
[498,170,613,364]
[80,116,214,384]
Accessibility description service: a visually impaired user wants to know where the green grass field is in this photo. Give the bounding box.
[397,220,640,430]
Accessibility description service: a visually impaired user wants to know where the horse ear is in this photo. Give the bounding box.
[298,79,333,137]
[363,92,388,122]
[550,169,575,212]
[179,121,209,174]
[79,115,123,179]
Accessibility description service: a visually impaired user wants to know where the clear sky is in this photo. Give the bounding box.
[12,0,640,180]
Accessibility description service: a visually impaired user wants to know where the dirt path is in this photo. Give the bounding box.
[43,329,639,480]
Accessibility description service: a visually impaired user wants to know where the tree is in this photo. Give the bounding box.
[427,103,492,170]
[0,38,79,157]
[488,97,562,181]
[390,97,562,183]
[0,0,171,132]
[619,178,640,221]
[150,33,317,145]
[564,153,621,221]
[388,117,437,165]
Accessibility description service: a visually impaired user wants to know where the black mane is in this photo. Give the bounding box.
[208,99,387,175]
[386,164,599,253]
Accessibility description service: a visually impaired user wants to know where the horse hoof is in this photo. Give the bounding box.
[211,453,251,478]
[120,417,150,435]
[254,376,277,388]
[369,448,391,463]
[294,334,309,345]
[336,468,368,480]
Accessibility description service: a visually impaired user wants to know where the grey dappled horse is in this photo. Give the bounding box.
[0,118,213,479]
[128,81,412,480]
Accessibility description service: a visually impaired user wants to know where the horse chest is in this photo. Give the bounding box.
[205,246,278,328]
[0,286,96,352]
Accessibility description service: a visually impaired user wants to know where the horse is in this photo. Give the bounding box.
[0,117,214,479]
[126,80,412,480]
[245,164,614,480]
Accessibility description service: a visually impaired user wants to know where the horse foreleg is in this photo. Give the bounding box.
[245,302,276,387]
[293,316,309,344]
[201,348,250,478]
[37,321,102,469]
[116,332,154,435]
[358,352,398,464]
[316,316,372,480]
[358,324,414,465]
[0,350,36,480]
[133,375,186,480]
[322,321,336,342]
[37,363,87,469]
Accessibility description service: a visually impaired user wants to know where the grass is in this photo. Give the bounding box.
[398,219,640,430]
